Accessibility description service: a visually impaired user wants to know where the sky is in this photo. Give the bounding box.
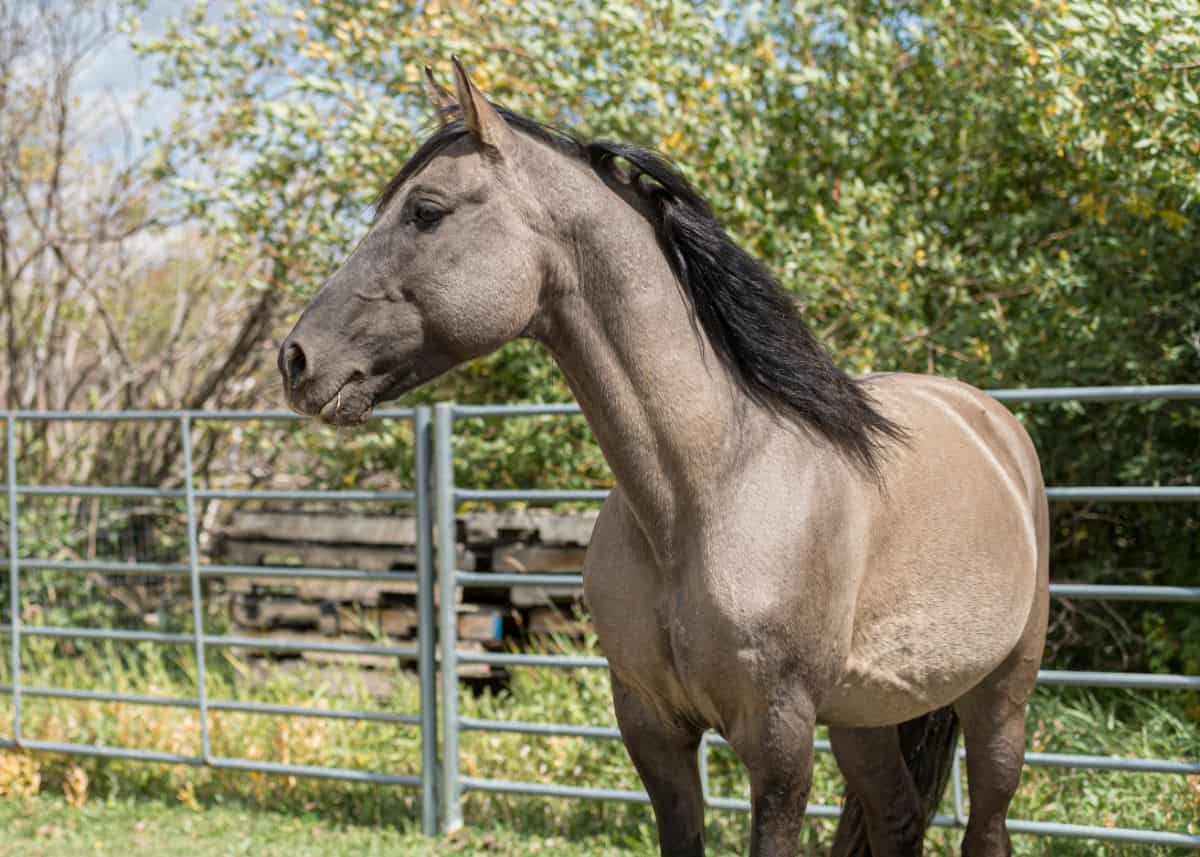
[77,2,198,158]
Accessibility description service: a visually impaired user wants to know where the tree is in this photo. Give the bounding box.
[0,0,290,489]
[138,0,1200,673]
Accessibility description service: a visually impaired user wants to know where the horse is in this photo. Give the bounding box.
[278,59,1049,857]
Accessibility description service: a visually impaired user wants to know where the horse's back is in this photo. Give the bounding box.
[868,372,1045,521]
[818,373,1047,727]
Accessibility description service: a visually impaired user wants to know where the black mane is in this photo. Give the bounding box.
[377,108,906,476]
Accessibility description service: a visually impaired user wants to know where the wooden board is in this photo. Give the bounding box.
[510,584,584,607]
[230,596,499,643]
[224,630,410,665]
[219,539,419,574]
[230,597,320,630]
[489,543,586,606]
[453,641,496,679]
[532,511,598,547]
[211,509,607,666]
[315,605,420,639]
[463,510,599,547]
[458,605,506,642]
[236,643,495,678]
[491,543,586,573]
[222,511,419,547]
[224,576,417,604]
[526,606,590,637]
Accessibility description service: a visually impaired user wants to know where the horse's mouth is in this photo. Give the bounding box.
[293,347,456,428]
[312,367,428,426]
[312,373,375,426]
[317,392,372,426]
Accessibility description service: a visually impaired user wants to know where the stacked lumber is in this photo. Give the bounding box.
[462,509,595,636]
[209,508,599,676]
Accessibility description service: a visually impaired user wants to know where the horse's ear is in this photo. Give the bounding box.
[450,56,515,159]
[423,65,459,126]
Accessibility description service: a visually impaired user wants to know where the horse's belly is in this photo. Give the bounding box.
[818,616,1016,727]
[818,551,1037,728]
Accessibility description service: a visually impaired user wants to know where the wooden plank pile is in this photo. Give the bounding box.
[210,508,598,676]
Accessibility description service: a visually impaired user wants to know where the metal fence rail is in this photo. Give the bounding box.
[0,407,440,835]
[1,384,1198,849]
[435,387,1200,848]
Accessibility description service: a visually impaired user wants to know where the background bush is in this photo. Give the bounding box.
[128,0,1200,675]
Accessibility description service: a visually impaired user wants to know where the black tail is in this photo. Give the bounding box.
[831,707,960,857]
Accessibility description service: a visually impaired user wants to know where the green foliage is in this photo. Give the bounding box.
[134,0,1199,673]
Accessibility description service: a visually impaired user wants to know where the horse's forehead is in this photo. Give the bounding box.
[417,131,565,193]
[412,136,489,191]
[383,130,570,226]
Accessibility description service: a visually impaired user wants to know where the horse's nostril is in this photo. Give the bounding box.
[285,342,308,389]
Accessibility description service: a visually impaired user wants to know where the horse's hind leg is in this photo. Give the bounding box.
[612,676,706,857]
[954,600,1046,856]
[953,675,1028,856]
[829,725,924,857]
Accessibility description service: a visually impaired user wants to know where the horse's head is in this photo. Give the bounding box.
[278,60,562,424]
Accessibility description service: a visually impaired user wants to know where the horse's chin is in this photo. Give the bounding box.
[313,365,437,426]
[317,399,373,427]
[315,377,376,426]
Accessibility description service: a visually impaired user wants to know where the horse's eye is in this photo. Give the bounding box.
[412,199,447,230]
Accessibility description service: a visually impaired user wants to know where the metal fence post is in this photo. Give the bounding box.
[5,415,21,744]
[180,415,212,760]
[434,403,462,833]
[414,406,439,835]
[952,744,967,827]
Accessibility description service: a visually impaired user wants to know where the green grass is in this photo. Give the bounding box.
[0,633,1197,855]
[0,792,634,857]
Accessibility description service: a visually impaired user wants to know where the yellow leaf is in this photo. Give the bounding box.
[63,764,89,808]
[177,781,201,811]
[1159,209,1188,232]
[660,129,686,154]
[0,751,41,799]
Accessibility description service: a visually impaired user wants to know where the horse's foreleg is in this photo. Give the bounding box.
[612,675,706,857]
[729,692,816,857]
[828,725,925,857]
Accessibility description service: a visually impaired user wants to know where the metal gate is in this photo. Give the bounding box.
[0,407,439,834]
[2,385,1199,848]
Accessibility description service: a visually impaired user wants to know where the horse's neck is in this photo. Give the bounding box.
[535,196,776,559]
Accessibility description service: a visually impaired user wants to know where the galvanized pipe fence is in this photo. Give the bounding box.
[1,385,1198,848]
[0,408,439,833]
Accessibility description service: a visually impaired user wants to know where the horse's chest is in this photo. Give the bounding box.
[594,568,773,732]
[663,599,741,725]
[583,491,824,731]
[587,566,726,726]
